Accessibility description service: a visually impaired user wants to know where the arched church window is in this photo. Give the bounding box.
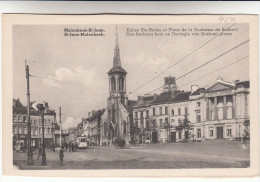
[111,76,116,91]
[119,76,124,91]
[123,121,127,134]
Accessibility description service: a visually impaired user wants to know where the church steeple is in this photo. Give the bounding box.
[113,26,121,68]
[108,27,127,75]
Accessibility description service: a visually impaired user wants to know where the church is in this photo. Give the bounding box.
[100,28,136,145]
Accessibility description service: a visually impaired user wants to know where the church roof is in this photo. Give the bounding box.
[108,27,127,75]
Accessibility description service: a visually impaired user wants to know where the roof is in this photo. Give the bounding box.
[84,109,106,122]
[13,99,27,114]
[107,66,127,74]
[190,88,205,96]
[152,91,190,105]
[236,81,249,88]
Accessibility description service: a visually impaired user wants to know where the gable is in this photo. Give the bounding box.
[205,82,235,93]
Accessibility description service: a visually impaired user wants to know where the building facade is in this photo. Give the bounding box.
[189,77,250,141]
[13,99,57,150]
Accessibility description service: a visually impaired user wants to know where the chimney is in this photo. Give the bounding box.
[216,76,223,82]
[191,85,199,93]
[153,93,157,100]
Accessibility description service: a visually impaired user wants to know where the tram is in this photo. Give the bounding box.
[77,136,88,149]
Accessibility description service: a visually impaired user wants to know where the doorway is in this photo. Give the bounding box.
[152,131,158,143]
[216,126,223,139]
[171,132,176,142]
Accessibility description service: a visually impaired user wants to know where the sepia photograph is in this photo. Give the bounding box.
[2,14,259,177]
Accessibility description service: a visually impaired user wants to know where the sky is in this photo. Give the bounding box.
[13,23,249,129]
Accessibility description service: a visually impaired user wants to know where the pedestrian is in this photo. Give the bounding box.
[65,142,68,151]
[242,135,246,144]
[37,145,43,160]
[72,143,75,152]
[69,142,72,152]
[52,142,55,152]
[75,143,78,152]
[59,146,64,168]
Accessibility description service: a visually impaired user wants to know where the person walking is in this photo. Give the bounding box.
[75,143,78,152]
[69,142,72,152]
[37,145,43,160]
[59,146,64,168]
[72,143,75,152]
[65,142,68,151]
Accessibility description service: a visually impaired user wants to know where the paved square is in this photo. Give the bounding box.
[13,141,250,169]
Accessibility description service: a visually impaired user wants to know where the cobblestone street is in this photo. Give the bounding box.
[13,141,250,169]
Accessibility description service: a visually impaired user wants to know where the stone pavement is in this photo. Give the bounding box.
[13,141,250,169]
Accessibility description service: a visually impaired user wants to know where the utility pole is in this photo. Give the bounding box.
[25,61,34,166]
[59,107,62,147]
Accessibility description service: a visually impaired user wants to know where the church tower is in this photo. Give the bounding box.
[107,27,128,141]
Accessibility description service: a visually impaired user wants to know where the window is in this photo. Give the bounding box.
[196,112,201,123]
[44,128,46,134]
[23,116,27,122]
[153,108,156,116]
[227,128,232,137]
[197,128,201,138]
[111,76,116,91]
[119,76,124,91]
[159,107,162,115]
[159,119,163,127]
[178,118,181,124]
[178,108,181,115]
[13,116,17,123]
[165,107,168,115]
[146,120,149,129]
[18,116,22,122]
[19,127,22,134]
[185,107,188,115]
[209,128,214,137]
[135,121,138,128]
[146,110,149,117]
[44,119,46,123]
[171,119,175,123]
[196,102,201,108]
[123,121,127,134]
[171,109,175,116]
[39,128,42,134]
[178,131,182,139]
[24,127,28,134]
[34,129,38,136]
[165,117,168,123]
[140,111,143,118]
[13,127,17,134]
[135,112,138,118]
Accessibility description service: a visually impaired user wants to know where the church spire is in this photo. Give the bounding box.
[113,26,121,68]
[108,26,127,75]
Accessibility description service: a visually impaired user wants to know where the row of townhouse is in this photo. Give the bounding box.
[79,109,105,146]
[13,99,57,150]
[132,76,250,144]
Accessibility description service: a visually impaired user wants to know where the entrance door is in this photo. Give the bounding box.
[185,131,189,139]
[152,132,158,143]
[171,132,176,142]
[216,127,223,139]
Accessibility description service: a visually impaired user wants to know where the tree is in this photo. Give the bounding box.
[175,115,192,142]
[243,119,250,139]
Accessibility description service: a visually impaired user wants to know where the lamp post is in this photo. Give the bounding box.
[37,103,47,166]
[51,122,55,151]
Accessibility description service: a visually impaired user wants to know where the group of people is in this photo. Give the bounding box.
[64,142,78,152]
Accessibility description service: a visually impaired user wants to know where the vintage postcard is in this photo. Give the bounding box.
[2,14,259,177]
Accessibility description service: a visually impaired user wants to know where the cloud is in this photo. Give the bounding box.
[62,116,81,130]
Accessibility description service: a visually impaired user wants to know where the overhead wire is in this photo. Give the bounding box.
[129,23,237,94]
[147,39,249,94]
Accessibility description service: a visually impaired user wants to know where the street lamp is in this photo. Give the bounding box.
[51,122,55,151]
[37,103,47,166]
